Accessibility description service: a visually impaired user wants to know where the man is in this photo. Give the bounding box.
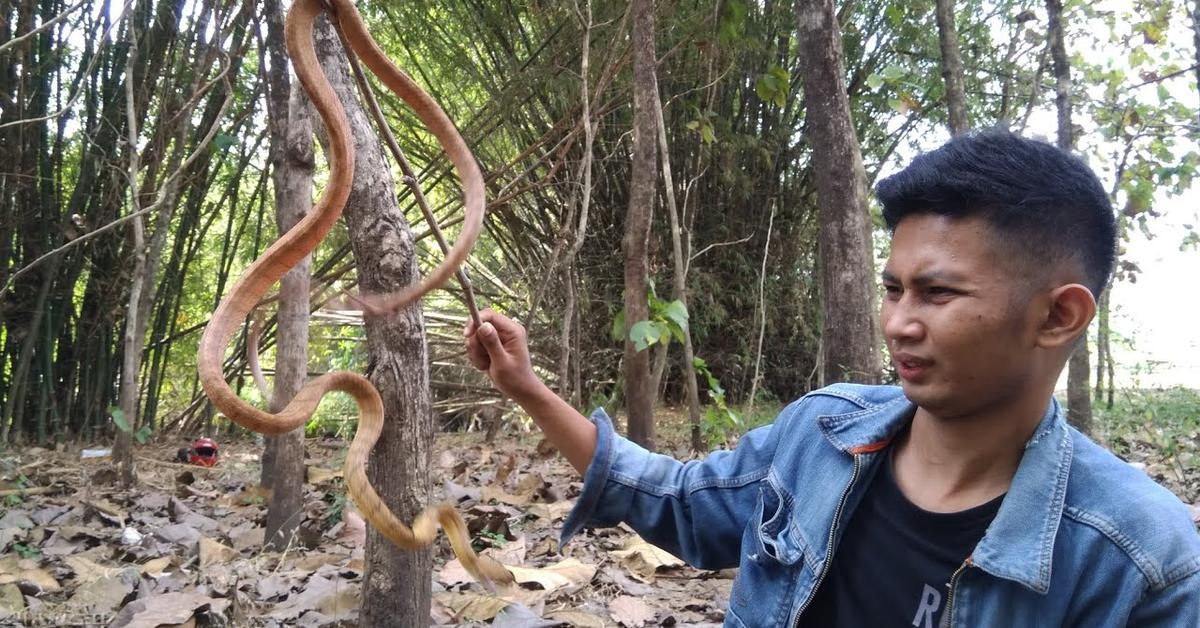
[463,130,1200,627]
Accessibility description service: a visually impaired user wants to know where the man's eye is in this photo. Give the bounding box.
[883,285,901,297]
[926,287,956,298]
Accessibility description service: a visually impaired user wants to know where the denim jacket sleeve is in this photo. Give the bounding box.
[1124,570,1200,627]
[560,403,795,570]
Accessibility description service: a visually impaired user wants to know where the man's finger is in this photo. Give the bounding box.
[475,321,505,356]
[465,334,492,370]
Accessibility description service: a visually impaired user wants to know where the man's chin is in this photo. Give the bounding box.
[899,382,952,415]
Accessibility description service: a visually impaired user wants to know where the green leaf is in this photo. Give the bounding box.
[109,406,131,433]
[611,310,626,343]
[629,320,658,351]
[211,133,236,151]
[880,64,906,80]
[134,425,153,445]
[700,124,716,144]
[865,73,884,90]
[664,300,689,332]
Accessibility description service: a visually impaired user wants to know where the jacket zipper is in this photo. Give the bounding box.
[790,453,862,628]
[938,556,973,628]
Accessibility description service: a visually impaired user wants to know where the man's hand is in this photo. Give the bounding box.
[464,309,544,402]
[464,309,597,475]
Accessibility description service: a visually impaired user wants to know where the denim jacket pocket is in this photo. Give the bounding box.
[751,475,807,567]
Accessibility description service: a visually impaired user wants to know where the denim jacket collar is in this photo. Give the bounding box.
[815,393,1070,594]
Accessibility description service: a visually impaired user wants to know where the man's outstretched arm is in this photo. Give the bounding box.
[464,309,597,475]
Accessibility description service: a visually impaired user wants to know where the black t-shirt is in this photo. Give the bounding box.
[799,447,1004,628]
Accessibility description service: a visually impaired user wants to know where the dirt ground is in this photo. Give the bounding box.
[0,408,1195,627]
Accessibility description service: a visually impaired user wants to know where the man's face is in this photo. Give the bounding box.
[880,214,1040,419]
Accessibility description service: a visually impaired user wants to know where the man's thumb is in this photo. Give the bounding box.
[477,322,503,353]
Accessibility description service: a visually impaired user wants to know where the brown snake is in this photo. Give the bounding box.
[197,0,511,586]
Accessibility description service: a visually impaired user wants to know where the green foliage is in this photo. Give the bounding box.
[1098,387,1200,464]
[754,65,790,108]
[108,406,152,444]
[473,528,508,553]
[693,356,742,448]
[11,542,41,560]
[324,491,347,526]
[612,283,689,352]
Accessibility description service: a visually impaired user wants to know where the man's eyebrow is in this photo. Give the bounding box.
[879,269,969,285]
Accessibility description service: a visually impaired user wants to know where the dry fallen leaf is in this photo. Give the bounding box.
[333,509,366,546]
[527,501,573,522]
[434,591,511,622]
[546,609,607,627]
[109,591,228,628]
[481,485,532,507]
[64,555,123,584]
[0,556,60,594]
[0,582,24,615]
[610,536,685,582]
[609,595,657,627]
[505,557,597,593]
[199,537,236,567]
[139,556,173,577]
[306,466,342,484]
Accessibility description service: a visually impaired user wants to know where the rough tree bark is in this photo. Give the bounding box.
[794,0,881,385]
[312,17,433,624]
[623,0,657,449]
[935,0,969,134]
[1193,0,1199,126]
[1046,0,1092,434]
[261,0,313,552]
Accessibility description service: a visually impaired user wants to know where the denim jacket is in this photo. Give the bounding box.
[561,384,1200,627]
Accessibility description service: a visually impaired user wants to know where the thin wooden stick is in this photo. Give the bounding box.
[331,17,482,328]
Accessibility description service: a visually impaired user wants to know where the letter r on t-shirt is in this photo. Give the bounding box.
[912,583,942,628]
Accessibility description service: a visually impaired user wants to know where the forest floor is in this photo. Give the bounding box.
[0,397,1196,627]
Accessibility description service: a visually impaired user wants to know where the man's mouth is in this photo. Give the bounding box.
[893,353,932,381]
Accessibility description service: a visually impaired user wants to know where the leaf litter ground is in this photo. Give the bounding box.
[0,407,1194,627]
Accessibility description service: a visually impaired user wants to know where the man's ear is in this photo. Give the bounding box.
[1036,283,1096,349]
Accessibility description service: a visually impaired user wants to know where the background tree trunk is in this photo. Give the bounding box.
[261,0,314,552]
[1193,0,1199,126]
[312,16,432,624]
[1046,0,1092,434]
[935,0,969,134]
[654,93,703,452]
[794,0,881,385]
[623,0,657,449]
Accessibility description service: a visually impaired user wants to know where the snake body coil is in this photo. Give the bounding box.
[198,0,510,585]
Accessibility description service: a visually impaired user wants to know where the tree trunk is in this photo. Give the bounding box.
[622,0,657,449]
[935,0,969,134]
[1193,0,1199,126]
[1046,0,1092,434]
[794,0,881,385]
[261,0,314,552]
[311,17,432,624]
[655,90,703,452]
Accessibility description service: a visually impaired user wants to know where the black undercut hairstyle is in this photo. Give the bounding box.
[876,129,1117,298]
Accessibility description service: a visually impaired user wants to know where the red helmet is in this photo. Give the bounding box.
[189,437,219,467]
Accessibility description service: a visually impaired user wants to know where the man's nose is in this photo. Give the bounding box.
[882,298,924,342]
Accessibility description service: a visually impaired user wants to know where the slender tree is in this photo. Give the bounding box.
[1193,0,1199,125]
[794,0,881,385]
[654,92,703,451]
[623,0,657,449]
[1046,0,1092,434]
[261,0,314,551]
[311,16,433,624]
[935,0,969,134]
